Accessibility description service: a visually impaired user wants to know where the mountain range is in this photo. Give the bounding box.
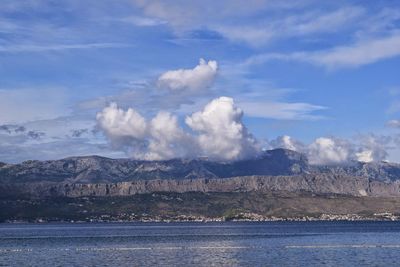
[1,148,400,198]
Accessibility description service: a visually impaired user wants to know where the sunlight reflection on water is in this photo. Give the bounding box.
[1,221,400,266]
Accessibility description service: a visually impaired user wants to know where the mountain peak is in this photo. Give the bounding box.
[262,148,308,162]
[1,149,400,184]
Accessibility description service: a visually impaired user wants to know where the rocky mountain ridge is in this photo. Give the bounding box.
[0,149,309,184]
[1,149,400,198]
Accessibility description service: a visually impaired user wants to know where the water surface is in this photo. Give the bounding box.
[1,221,400,266]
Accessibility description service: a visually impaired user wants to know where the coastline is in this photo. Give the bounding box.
[4,212,400,224]
[3,192,400,224]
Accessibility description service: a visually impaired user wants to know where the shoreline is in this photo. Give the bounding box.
[3,213,400,224]
[3,193,400,224]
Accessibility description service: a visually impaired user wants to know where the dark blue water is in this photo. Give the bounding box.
[1,221,400,266]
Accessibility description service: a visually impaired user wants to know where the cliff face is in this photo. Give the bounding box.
[1,148,400,199]
[2,174,400,199]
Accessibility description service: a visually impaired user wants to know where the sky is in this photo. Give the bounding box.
[0,0,400,164]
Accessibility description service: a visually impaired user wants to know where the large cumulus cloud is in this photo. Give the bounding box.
[96,102,147,142]
[96,96,258,161]
[186,97,259,160]
[97,98,394,164]
[146,111,193,160]
[96,103,191,160]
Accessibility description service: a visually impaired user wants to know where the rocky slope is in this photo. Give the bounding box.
[2,173,400,199]
[315,162,400,182]
[0,149,308,184]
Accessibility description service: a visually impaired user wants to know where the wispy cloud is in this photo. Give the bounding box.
[117,15,167,27]
[386,119,400,128]
[0,139,126,163]
[0,88,69,124]
[244,33,400,68]
[238,101,326,120]
[0,43,131,53]
[215,6,364,46]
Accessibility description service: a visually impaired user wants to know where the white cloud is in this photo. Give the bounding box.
[238,101,326,120]
[133,0,283,31]
[270,135,305,152]
[0,43,130,53]
[93,102,178,159]
[0,2,135,55]
[215,26,275,47]
[386,119,400,128]
[270,134,393,165]
[157,58,218,92]
[118,15,167,27]
[146,111,192,160]
[99,99,386,164]
[245,33,400,68]
[354,135,390,163]
[186,96,259,161]
[96,102,147,140]
[288,6,364,35]
[133,1,364,46]
[271,136,354,165]
[355,150,374,163]
[307,34,400,68]
[216,6,364,46]
[308,137,352,165]
[97,97,260,161]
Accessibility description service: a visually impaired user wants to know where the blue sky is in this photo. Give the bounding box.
[0,0,400,163]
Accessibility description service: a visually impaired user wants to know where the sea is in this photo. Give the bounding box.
[1,221,400,266]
